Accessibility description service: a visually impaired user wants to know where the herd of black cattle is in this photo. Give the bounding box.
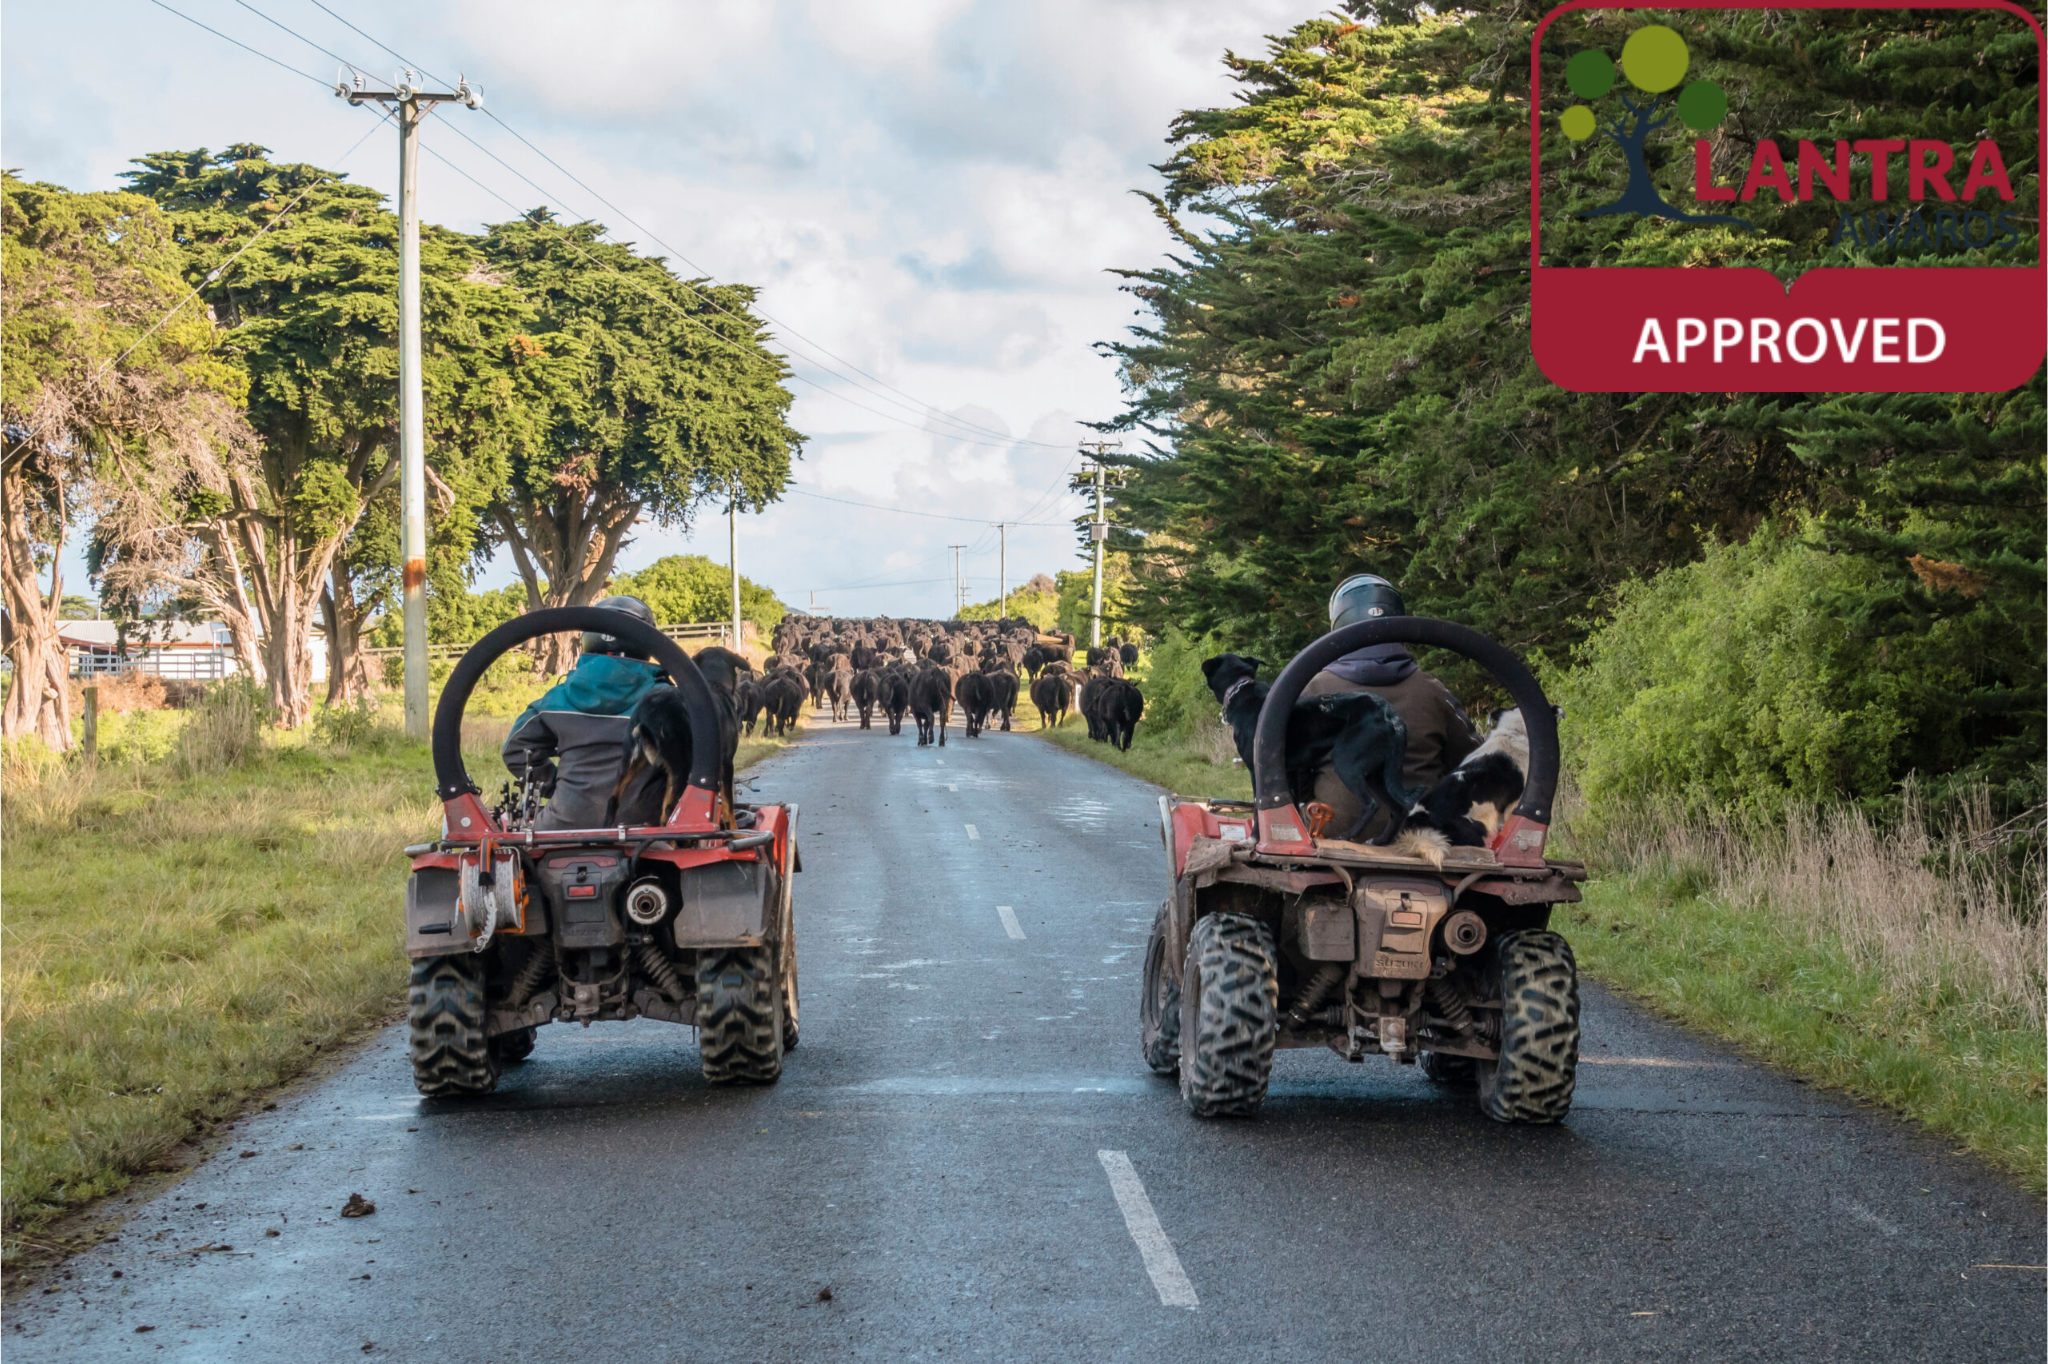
[737,616,1145,749]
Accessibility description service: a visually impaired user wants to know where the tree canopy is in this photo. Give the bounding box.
[1100,0,2041,805]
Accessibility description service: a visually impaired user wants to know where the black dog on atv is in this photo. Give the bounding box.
[606,646,745,824]
[1201,652,1416,844]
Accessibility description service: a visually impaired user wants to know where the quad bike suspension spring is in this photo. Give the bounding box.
[504,940,558,1007]
[637,941,688,1003]
[1425,974,1476,1036]
[1287,964,1347,1028]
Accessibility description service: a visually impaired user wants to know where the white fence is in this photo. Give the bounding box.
[69,646,237,680]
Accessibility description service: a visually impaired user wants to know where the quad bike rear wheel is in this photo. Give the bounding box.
[1178,912,1278,1117]
[1476,929,1580,1123]
[409,955,500,1097]
[698,946,785,1085]
[1139,902,1181,1075]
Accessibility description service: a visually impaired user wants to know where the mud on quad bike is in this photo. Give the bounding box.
[401,607,800,1097]
[1141,618,1586,1122]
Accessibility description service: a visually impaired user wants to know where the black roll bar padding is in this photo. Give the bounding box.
[430,607,724,802]
[1250,617,1560,826]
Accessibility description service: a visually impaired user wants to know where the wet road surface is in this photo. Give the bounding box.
[11,714,2043,1362]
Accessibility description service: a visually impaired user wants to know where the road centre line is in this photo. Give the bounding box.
[1097,1150,1199,1309]
[947,783,959,791]
[965,823,980,839]
[997,905,1025,939]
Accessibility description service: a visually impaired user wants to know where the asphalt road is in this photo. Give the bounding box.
[12,714,2043,1362]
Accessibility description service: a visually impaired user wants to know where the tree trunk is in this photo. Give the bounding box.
[1,463,73,751]
[494,484,645,676]
[321,569,375,706]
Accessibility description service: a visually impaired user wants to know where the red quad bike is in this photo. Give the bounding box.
[1141,618,1587,1121]
[402,607,800,1097]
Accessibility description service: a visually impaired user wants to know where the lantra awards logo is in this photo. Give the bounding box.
[1529,1,2045,394]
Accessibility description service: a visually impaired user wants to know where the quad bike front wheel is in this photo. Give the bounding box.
[1476,929,1580,1123]
[698,946,785,1085]
[1139,902,1181,1075]
[1178,912,1279,1118]
[409,955,500,1097]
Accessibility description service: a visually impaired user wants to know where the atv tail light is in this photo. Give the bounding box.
[566,884,597,899]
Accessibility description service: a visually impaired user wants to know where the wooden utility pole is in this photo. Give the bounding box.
[1077,441,1121,648]
[338,70,483,737]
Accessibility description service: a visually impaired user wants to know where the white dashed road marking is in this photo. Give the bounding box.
[947,783,959,792]
[1097,1150,1198,1309]
[997,905,1025,940]
[964,823,980,839]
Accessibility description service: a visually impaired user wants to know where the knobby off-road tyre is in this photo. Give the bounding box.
[1139,902,1181,1075]
[409,955,500,1097]
[1178,912,1279,1118]
[698,946,785,1085]
[1477,930,1580,1123]
[491,1027,537,1063]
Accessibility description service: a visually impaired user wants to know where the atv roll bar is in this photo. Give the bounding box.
[430,606,724,804]
[1249,617,1559,865]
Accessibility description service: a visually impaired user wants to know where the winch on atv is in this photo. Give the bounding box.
[1141,618,1585,1121]
[401,606,800,1097]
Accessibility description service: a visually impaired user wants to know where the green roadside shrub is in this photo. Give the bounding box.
[1556,521,2003,822]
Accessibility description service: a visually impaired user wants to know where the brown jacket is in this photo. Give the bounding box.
[1303,667,1479,839]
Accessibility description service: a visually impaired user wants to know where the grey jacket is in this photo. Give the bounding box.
[502,654,669,830]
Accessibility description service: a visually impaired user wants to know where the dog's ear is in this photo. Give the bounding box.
[1243,657,1265,676]
[1199,655,1226,681]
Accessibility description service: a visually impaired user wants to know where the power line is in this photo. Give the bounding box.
[779,487,1068,526]
[145,0,329,86]
[231,0,361,72]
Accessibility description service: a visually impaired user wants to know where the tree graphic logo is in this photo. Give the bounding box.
[1560,24,1751,228]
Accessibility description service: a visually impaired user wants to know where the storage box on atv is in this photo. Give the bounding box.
[1141,618,1586,1122]
[401,606,800,1097]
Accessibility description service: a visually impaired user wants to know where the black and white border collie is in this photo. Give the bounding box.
[1394,708,1533,866]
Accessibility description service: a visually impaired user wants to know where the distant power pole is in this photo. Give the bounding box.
[728,481,742,652]
[994,523,1008,619]
[1077,441,1120,648]
[948,544,966,616]
[339,69,482,738]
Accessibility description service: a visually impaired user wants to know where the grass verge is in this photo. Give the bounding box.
[2,689,805,1256]
[1034,715,2045,1190]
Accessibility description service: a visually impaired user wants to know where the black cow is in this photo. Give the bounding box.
[954,670,993,739]
[910,664,954,747]
[850,668,878,729]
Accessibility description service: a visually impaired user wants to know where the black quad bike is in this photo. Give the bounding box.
[402,607,800,1097]
[1141,618,1586,1121]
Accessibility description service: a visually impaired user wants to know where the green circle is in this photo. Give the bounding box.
[1675,80,1726,131]
[1560,105,1597,141]
[1621,24,1689,93]
[1564,49,1616,100]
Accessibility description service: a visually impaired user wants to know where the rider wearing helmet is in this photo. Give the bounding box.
[502,594,669,830]
[1305,574,1480,839]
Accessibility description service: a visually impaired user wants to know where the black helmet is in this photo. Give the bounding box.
[1327,574,1406,631]
[582,594,657,657]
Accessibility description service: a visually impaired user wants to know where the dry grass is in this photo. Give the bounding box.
[1567,784,2045,1032]
[1559,780,2045,1187]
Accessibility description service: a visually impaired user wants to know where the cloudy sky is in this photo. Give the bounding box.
[7,0,1311,619]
